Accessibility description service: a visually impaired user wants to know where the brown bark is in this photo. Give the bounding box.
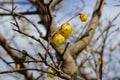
[56,0,106,79]
[0,34,35,80]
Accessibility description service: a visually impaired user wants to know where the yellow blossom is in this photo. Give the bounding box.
[47,68,56,79]
[59,23,73,39]
[85,47,89,52]
[16,64,21,69]
[98,58,106,65]
[79,13,88,22]
[51,33,65,46]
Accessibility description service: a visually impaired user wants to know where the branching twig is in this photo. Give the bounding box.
[99,12,120,80]
[0,11,38,16]
[0,6,42,37]
[99,29,108,80]
[9,46,37,61]
[0,68,54,75]
[0,56,13,68]
[0,1,30,5]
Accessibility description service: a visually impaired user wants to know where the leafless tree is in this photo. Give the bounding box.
[0,0,120,80]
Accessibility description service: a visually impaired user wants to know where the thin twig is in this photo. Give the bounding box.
[0,1,30,5]
[7,61,44,64]
[10,46,37,61]
[11,1,20,30]
[62,43,69,57]
[0,68,54,75]
[0,57,13,68]
[0,6,42,37]
[99,29,108,80]
[95,12,120,42]
[57,43,69,69]
[0,11,38,16]
[13,29,57,68]
[98,12,120,79]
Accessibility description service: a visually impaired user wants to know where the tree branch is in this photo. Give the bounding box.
[69,0,106,58]
[0,11,38,16]
[55,0,106,79]
[0,34,35,80]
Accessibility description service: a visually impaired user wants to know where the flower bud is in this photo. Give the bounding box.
[80,13,88,22]
[51,33,65,46]
[59,23,73,39]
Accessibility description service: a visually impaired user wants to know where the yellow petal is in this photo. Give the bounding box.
[51,33,65,46]
[80,14,88,22]
[47,68,56,79]
[85,47,89,52]
[59,23,73,39]
[98,58,106,65]
[16,64,21,69]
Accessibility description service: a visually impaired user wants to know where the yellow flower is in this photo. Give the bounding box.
[79,13,88,22]
[16,64,21,69]
[59,23,73,39]
[51,33,65,46]
[85,47,89,52]
[47,68,56,79]
[98,58,106,65]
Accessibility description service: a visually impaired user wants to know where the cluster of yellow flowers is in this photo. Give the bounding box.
[98,58,106,65]
[51,22,73,46]
[47,68,56,79]
[51,13,88,46]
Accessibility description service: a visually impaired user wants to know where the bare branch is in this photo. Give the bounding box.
[0,34,34,80]
[0,6,42,36]
[69,0,106,58]
[55,0,106,79]
[0,11,38,16]
[0,1,30,5]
